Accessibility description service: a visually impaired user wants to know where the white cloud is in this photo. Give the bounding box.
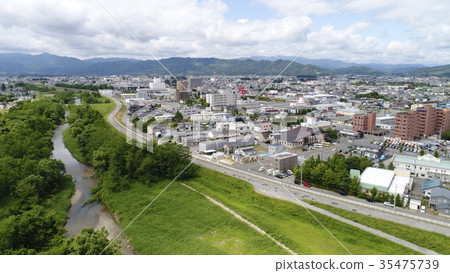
[0,0,449,65]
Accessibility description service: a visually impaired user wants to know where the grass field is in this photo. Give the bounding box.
[102,182,289,254]
[90,99,116,120]
[101,166,420,254]
[181,167,420,255]
[305,200,450,255]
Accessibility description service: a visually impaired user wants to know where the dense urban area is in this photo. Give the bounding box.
[1,72,449,255]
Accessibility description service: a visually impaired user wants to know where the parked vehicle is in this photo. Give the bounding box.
[275,174,284,179]
[294,179,301,185]
[303,182,312,187]
[339,191,348,196]
[287,170,293,175]
[366,198,375,203]
[258,166,265,172]
[383,201,394,207]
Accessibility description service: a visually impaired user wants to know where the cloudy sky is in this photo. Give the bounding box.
[1,0,449,65]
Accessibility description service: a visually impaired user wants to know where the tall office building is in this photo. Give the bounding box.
[394,105,450,140]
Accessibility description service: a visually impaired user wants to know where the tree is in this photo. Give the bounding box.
[172,111,183,122]
[370,187,378,199]
[395,194,402,207]
[434,150,439,158]
[441,130,450,140]
[378,162,385,169]
[49,227,121,255]
[1,83,6,91]
[358,157,373,172]
[12,205,60,252]
[399,145,403,153]
[420,149,425,156]
[325,128,339,141]
[349,176,360,196]
[388,161,395,170]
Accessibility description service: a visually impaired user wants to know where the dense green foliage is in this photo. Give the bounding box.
[356,91,388,101]
[294,154,372,193]
[0,99,120,254]
[55,83,113,91]
[65,105,197,196]
[306,201,450,254]
[14,82,56,92]
[0,94,16,103]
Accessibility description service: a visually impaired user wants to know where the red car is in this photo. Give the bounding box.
[303,182,312,187]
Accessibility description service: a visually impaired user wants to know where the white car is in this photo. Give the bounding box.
[383,202,394,207]
[258,167,265,172]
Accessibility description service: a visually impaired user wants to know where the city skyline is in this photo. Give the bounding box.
[1,0,450,65]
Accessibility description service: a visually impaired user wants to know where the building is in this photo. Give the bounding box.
[394,105,450,140]
[351,141,385,160]
[149,77,166,91]
[376,116,396,130]
[268,144,284,155]
[421,179,442,197]
[206,89,240,108]
[360,168,395,192]
[409,196,422,210]
[174,89,190,102]
[430,188,450,216]
[176,81,188,91]
[359,167,412,196]
[269,152,298,171]
[271,126,323,149]
[353,112,376,132]
[187,77,202,89]
[392,154,450,181]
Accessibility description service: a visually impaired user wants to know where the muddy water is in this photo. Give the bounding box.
[52,123,135,255]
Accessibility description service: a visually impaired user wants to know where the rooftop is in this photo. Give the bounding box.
[421,179,442,190]
[360,167,395,190]
[393,154,450,169]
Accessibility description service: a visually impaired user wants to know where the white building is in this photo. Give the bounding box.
[149,77,166,91]
[206,89,240,108]
[376,116,396,130]
[392,154,450,181]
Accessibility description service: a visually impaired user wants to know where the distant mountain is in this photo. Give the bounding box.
[240,56,427,74]
[0,52,446,76]
[333,66,383,76]
[407,65,450,77]
[0,53,334,76]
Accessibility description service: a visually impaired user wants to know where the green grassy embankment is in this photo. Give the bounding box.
[305,200,450,255]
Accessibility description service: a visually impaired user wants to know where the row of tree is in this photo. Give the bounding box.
[294,153,374,195]
[66,105,198,195]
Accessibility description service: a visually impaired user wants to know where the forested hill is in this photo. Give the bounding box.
[0,53,333,76]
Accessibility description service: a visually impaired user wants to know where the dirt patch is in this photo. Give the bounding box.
[83,166,96,178]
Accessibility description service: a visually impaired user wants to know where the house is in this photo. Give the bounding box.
[409,196,422,211]
[430,188,450,216]
[351,141,385,160]
[421,179,442,198]
[268,144,284,155]
[231,147,257,163]
[269,152,298,171]
[270,126,323,149]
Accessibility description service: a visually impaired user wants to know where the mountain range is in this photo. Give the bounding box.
[0,52,447,77]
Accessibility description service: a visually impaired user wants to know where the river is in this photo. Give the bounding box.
[51,123,135,255]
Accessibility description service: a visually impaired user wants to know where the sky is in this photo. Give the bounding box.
[0,0,449,65]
